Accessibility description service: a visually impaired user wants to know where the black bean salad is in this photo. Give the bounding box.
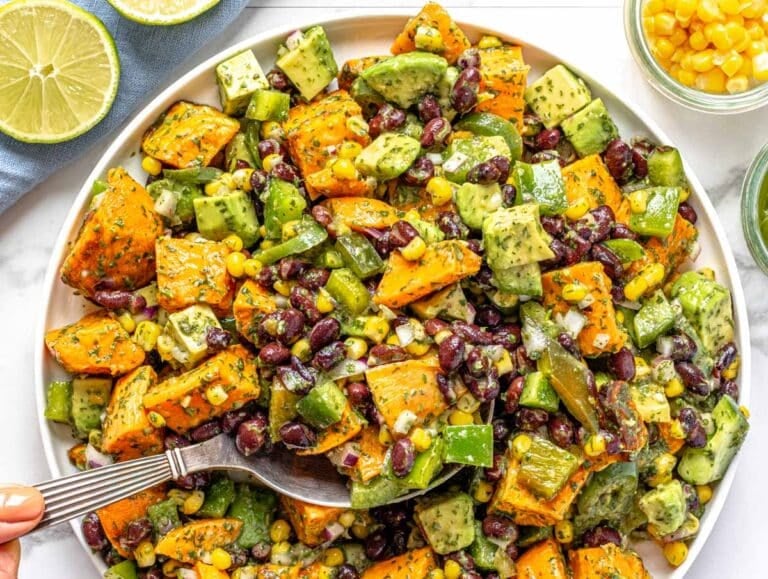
[42,3,748,578]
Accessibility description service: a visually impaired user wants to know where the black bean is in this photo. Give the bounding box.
[445,550,475,570]
[389,220,420,248]
[437,373,457,404]
[468,239,483,255]
[505,543,520,561]
[256,264,278,288]
[259,342,291,366]
[391,437,415,477]
[467,161,501,185]
[221,407,252,434]
[504,376,525,414]
[529,149,560,164]
[436,211,469,239]
[590,205,616,243]
[548,413,576,448]
[675,361,711,395]
[236,413,269,456]
[489,156,511,183]
[379,104,407,131]
[720,379,739,399]
[557,333,579,357]
[465,348,491,378]
[515,408,549,431]
[102,548,122,568]
[632,146,649,179]
[250,542,271,562]
[452,321,494,345]
[82,512,108,550]
[272,162,300,183]
[714,342,738,376]
[278,258,309,280]
[141,568,163,579]
[298,267,331,290]
[205,327,231,354]
[438,334,465,372]
[120,518,152,552]
[485,452,504,482]
[425,318,450,336]
[368,344,409,366]
[312,340,346,371]
[482,514,518,541]
[418,94,442,122]
[492,418,510,443]
[660,333,698,362]
[610,222,638,240]
[257,138,287,160]
[190,420,222,443]
[570,234,592,260]
[347,381,372,410]
[541,215,565,237]
[493,324,522,351]
[336,564,360,579]
[603,139,634,183]
[311,204,333,229]
[164,433,190,451]
[420,117,451,149]
[451,84,477,114]
[475,305,502,327]
[582,526,622,548]
[290,286,320,326]
[279,422,316,449]
[678,202,698,224]
[275,308,307,344]
[465,370,500,402]
[277,365,314,394]
[403,156,434,186]
[92,290,146,314]
[590,245,623,280]
[267,69,292,91]
[367,115,384,139]
[535,128,561,151]
[308,318,341,352]
[678,408,708,448]
[250,169,268,193]
[457,48,480,70]
[501,183,517,206]
[391,528,408,555]
[365,530,389,561]
[607,347,636,381]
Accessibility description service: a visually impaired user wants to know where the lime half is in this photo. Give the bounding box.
[107,0,221,26]
[0,0,120,144]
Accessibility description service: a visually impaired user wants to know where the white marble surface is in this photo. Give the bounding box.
[0,2,766,577]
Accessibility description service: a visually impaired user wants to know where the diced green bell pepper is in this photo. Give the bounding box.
[469,520,499,571]
[227,484,276,549]
[520,371,560,413]
[264,178,307,239]
[147,499,181,539]
[325,268,370,315]
[647,147,687,188]
[519,436,580,499]
[511,159,568,216]
[628,187,681,238]
[225,132,256,173]
[601,238,646,263]
[350,475,406,509]
[44,381,72,424]
[104,560,137,579]
[399,436,445,490]
[163,167,223,184]
[251,218,328,265]
[455,112,523,162]
[443,424,493,467]
[296,381,347,428]
[517,525,553,547]
[197,477,236,518]
[633,290,675,348]
[243,120,262,168]
[316,248,345,269]
[336,233,385,279]
[91,179,108,195]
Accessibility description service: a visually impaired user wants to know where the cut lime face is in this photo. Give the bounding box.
[0,0,120,144]
[107,0,221,26]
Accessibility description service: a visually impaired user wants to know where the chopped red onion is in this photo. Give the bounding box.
[327,359,367,380]
[85,444,113,470]
[322,521,346,543]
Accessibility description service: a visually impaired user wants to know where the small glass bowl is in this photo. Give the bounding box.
[624,0,768,114]
[741,143,768,274]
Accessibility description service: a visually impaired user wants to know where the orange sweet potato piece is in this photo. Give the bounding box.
[569,543,650,579]
[304,167,375,199]
[390,2,471,64]
[361,547,439,579]
[542,262,626,356]
[233,280,278,344]
[387,181,455,221]
[321,197,400,232]
[475,45,529,132]
[516,538,568,579]
[338,56,389,91]
[350,426,389,482]
[60,167,164,298]
[97,485,167,558]
[365,357,448,435]
[280,496,344,547]
[143,345,260,433]
[628,214,698,278]
[142,101,239,169]
[562,155,625,220]
[155,236,235,316]
[658,422,686,454]
[155,518,243,563]
[297,404,365,456]
[45,310,145,376]
[490,456,589,527]
[374,240,482,308]
[194,562,230,579]
[101,366,164,460]
[244,564,335,579]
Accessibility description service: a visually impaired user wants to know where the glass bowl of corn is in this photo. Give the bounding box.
[625,0,768,113]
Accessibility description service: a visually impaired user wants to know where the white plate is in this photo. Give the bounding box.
[35,13,751,578]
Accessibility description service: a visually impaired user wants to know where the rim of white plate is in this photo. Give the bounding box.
[34,12,750,578]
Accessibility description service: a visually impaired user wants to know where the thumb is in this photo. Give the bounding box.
[0,540,20,579]
[0,487,44,544]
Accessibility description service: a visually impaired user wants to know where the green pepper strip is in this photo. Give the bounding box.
[251,219,328,264]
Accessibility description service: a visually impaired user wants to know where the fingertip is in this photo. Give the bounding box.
[0,539,20,579]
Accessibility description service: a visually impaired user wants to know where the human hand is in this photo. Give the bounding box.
[0,486,45,579]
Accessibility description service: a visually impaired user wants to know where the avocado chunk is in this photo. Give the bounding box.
[71,377,112,437]
[511,159,568,216]
[633,290,676,348]
[296,382,347,429]
[524,64,592,129]
[443,424,493,467]
[405,213,445,244]
[678,394,749,485]
[455,112,523,162]
[400,436,445,489]
[469,521,499,571]
[263,178,307,240]
[630,382,671,423]
[360,51,448,109]
[638,480,687,536]
[443,135,511,184]
[493,263,543,297]
[194,189,261,248]
[561,98,619,157]
[648,147,688,188]
[147,178,204,228]
[355,133,421,181]
[415,493,475,554]
[225,132,257,173]
[482,204,554,271]
[147,499,181,540]
[276,26,338,101]
[601,238,646,263]
[104,560,138,579]
[160,304,222,368]
[671,271,735,353]
[487,288,520,312]
[216,49,269,116]
[456,182,504,230]
[245,89,291,122]
[520,371,560,413]
[628,186,682,238]
[325,268,370,315]
[410,284,474,323]
[519,436,580,499]
[350,77,386,115]
[350,475,406,509]
[45,380,73,424]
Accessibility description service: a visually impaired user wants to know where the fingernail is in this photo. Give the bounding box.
[0,487,44,522]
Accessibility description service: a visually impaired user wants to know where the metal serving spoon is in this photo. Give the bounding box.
[33,401,492,530]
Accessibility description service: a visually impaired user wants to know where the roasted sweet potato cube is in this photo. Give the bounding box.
[562,154,626,220]
[60,167,163,298]
[569,543,650,579]
[143,345,260,433]
[365,357,448,435]
[475,45,529,132]
[101,366,164,460]
[346,426,388,482]
[628,214,698,278]
[154,518,244,563]
[390,2,471,64]
[45,310,145,376]
[321,196,400,232]
[361,547,439,578]
[297,404,365,456]
[97,485,167,558]
[303,166,374,199]
[516,538,568,579]
[155,236,235,316]
[142,101,240,169]
[233,280,278,344]
[280,496,344,547]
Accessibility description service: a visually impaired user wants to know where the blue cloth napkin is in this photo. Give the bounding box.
[0,0,250,214]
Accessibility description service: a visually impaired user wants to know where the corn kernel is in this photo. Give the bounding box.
[584,433,607,457]
[678,68,699,85]
[210,547,232,571]
[141,156,163,176]
[748,21,765,39]
[629,189,649,213]
[722,357,740,380]
[134,321,162,352]
[689,29,710,50]
[561,282,589,303]
[262,153,283,173]
[753,51,768,79]
[692,49,717,71]
[655,12,679,35]
[696,67,728,91]
[338,141,363,160]
[401,236,427,261]
[449,410,474,426]
[351,521,370,539]
[167,488,190,505]
[243,259,263,278]
[147,411,166,429]
[645,0,666,15]
[740,405,751,418]
[134,540,156,568]
[697,484,714,504]
[718,0,741,14]
[624,275,650,302]
[473,480,494,503]
[323,547,345,567]
[182,490,205,515]
[444,560,463,579]
[272,541,291,556]
[386,333,401,346]
[426,176,454,206]
[666,377,686,397]
[261,120,285,141]
[273,279,292,297]
[205,385,229,406]
[331,158,357,180]
[428,571,446,579]
[655,37,678,59]
[721,51,745,75]
[291,338,312,362]
[671,26,690,46]
[565,196,590,220]
[555,520,574,544]
[676,0,698,18]
[698,0,724,22]
[232,168,255,192]
[648,453,678,486]
[663,541,689,567]
[344,337,368,360]
[641,263,666,288]
[226,251,246,278]
[511,434,532,461]
[316,289,335,314]
[339,511,357,528]
[270,519,291,543]
[223,234,244,252]
[495,349,514,376]
[406,340,431,357]
[700,264,716,278]
[378,426,394,446]
[162,559,182,576]
[411,428,433,452]
[434,329,453,345]
[742,0,767,18]
[669,418,687,440]
[710,22,733,49]
[362,316,390,344]
[219,172,236,190]
[478,34,502,48]
[118,311,136,334]
[635,356,651,378]
[644,15,657,34]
